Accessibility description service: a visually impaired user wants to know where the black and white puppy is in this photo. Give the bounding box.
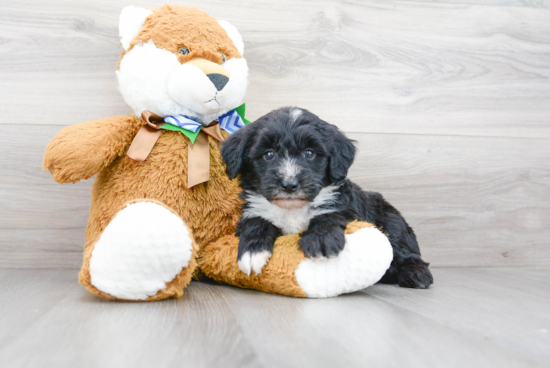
[221,107,433,289]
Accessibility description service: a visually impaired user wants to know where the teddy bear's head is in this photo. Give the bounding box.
[117,5,248,123]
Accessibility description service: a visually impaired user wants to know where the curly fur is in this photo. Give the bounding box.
[222,107,433,288]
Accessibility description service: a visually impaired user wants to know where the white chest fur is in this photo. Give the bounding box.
[242,186,340,235]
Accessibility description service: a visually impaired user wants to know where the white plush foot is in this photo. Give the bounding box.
[294,227,393,298]
[89,201,194,300]
[238,250,272,276]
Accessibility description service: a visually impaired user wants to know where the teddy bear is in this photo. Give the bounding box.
[43,4,393,301]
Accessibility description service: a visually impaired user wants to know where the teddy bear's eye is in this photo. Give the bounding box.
[220,53,226,63]
[178,47,190,55]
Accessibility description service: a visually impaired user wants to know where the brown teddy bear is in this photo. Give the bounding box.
[43,4,393,301]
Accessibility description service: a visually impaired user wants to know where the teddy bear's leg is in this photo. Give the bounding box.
[79,200,197,301]
[198,221,393,298]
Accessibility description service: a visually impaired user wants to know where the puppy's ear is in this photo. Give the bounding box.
[221,123,258,179]
[328,129,356,183]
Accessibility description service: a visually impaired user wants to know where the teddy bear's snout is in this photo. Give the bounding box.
[207,74,229,91]
[183,57,231,92]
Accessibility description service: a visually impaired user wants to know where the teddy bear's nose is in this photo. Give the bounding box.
[207,73,229,91]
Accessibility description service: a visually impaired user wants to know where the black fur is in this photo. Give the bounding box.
[236,217,281,260]
[221,107,433,288]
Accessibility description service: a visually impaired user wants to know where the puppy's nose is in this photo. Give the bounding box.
[281,178,299,193]
[207,73,229,91]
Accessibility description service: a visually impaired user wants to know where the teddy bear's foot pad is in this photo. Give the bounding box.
[88,201,194,300]
[294,224,393,298]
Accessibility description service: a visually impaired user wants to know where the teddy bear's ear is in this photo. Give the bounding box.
[119,6,153,51]
[218,20,244,56]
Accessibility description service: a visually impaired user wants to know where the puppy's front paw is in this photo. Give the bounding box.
[300,228,346,258]
[238,250,272,276]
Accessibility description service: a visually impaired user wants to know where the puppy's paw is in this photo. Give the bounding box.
[300,228,346,258]
[397,263,434,289]
[238,250,272,276]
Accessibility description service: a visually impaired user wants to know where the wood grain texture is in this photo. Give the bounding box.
[0,269,82,348]
[403,0,550,8]
[1,0,549,138]
[0,0,549,268]
[366,267,550,364]
[0,267,549,367]
[0,270,262,368]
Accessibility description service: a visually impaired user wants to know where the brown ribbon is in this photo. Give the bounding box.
[127,111,226,189]
[127,111,165,162]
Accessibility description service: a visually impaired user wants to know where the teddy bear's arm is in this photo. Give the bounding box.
[43,115,143,184]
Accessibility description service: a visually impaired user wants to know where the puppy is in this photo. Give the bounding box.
[221,107,433,289]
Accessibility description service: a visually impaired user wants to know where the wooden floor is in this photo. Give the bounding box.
[0,267,548,368]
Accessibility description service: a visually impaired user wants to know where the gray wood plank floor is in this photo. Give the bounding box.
[0,267,548,368]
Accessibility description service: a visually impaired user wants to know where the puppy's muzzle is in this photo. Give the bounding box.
[184,58,231,91]
[281,178,299,193]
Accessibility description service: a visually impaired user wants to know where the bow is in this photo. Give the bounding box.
[127,104,250,188]
[162,108,247,143]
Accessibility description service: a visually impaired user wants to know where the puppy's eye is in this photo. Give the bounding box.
[178,47,190,55]
[303,149,316,160]
[263,150,275,161]
[220,53,226,63]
